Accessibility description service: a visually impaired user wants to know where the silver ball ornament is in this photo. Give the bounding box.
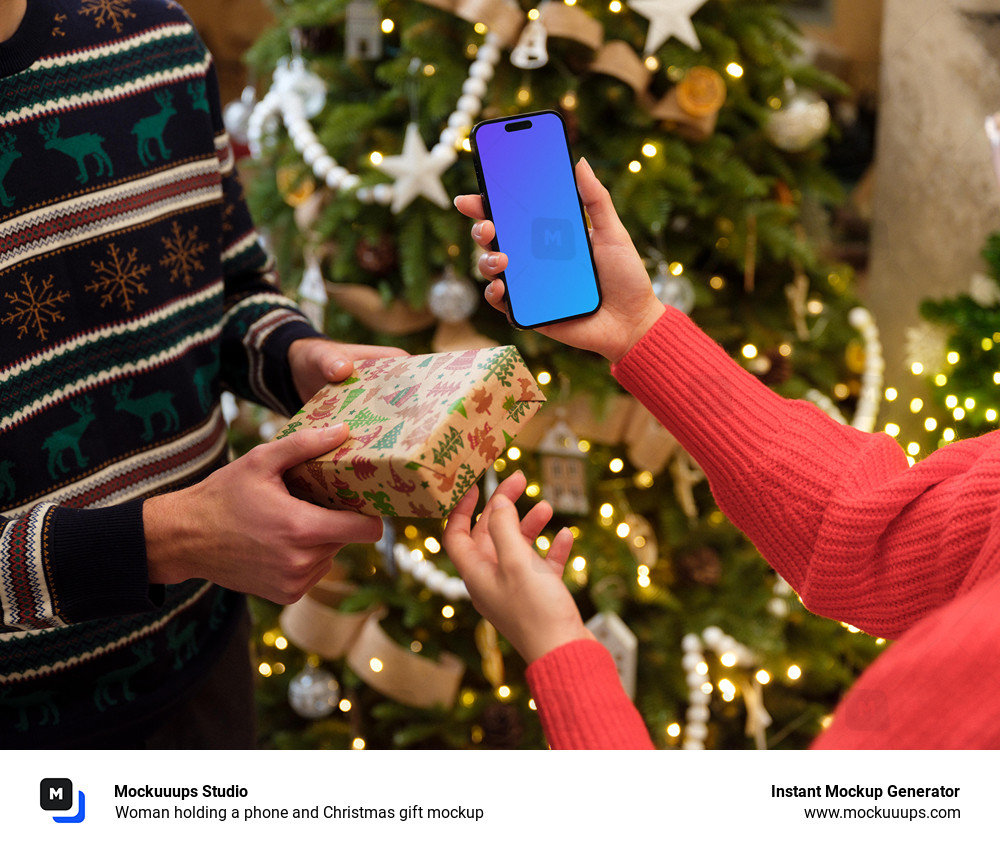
[651,264,695,314]
[428,269,478,323]
[288,663,340,719]
[766,86,831,152]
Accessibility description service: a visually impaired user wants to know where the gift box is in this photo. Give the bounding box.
[276,346,546,517]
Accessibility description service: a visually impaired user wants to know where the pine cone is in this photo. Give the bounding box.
[676,547,722,586]
[480,703,524,749]
[355,235,397,274]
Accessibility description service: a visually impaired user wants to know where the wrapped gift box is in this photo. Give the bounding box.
[276,346,545,517]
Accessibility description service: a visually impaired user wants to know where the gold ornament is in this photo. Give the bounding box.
[275,165,315,207]
[676,66,726,117]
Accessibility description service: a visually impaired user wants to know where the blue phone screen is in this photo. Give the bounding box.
[472,111,601,328]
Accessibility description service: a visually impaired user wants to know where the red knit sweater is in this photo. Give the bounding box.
[525,308,1000,749]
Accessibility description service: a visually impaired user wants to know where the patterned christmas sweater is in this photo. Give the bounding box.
[0,0,322,746]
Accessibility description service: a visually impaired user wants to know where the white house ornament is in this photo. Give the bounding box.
[586,611,638,700]
[538,418,589,515]
[628,0,709,54]
[374,122,455,213]
[345,0,382,60]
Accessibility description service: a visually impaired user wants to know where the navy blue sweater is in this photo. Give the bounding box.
[0,0,321,746]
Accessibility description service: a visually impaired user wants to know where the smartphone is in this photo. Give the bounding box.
[470,110,602,329]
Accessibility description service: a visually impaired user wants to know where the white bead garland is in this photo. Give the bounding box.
[680,627,768,749]
[248,31,504,208]
[803,306,883,433]
[394,543,470,601]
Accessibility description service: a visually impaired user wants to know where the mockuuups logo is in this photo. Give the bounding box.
[40,778,86,823]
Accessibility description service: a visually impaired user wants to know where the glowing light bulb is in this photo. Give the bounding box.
[441,605,455,619]
[909,398,923,413]
[667,722,681,738]
[884,423,900,437]
[726,62,744,78]
[615,522,630,538]
[947,351,960,365]
[381,18,394,33]
[742,343,758,359]
[628,160,641,173]
[720,652,737,667]
[339,699,352,712]
[755,670,771,685]
[787,664,802,680]
[369,657,383,673]
[884,387,898,401]
[599,503,614,518]
[924,417,937,431]
[536,371,552,385]
[274,636,288,650]
[352,738,366,750]
[507,446,521,460]
[258,662,272,677]
[571,556,586,572]
[642,143,657,157]
[609,457,625,473]
[370,151,383,165]
[911,362,924,376]
[424,536,441,554]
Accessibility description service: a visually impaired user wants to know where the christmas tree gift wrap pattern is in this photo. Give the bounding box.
[276,347,546,517]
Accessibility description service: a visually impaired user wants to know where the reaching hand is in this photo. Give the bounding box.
[287,338,408,404]
[144,423,383,604]
[454,157,665,363]
[443,471,594,664]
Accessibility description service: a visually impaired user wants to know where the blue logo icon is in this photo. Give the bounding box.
[40,778,86,823]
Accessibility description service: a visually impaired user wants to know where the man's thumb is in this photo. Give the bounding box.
[264,423,350,474]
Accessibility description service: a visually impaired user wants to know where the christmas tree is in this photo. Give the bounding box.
[232,0,885,749]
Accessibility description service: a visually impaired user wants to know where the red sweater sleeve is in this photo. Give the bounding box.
[611,308,1000,640]
[526,640,654,749]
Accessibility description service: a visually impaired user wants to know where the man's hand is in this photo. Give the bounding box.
[144,423,383,604]
[287,338,408,403]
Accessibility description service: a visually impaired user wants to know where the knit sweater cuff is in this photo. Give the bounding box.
[50,500,158,623]
[526,640,654,749]
[260,311,327,414]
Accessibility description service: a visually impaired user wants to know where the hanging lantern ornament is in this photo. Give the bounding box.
[287,658,341,719]
[766,79,831,153]
[651,261,696,314]
[427,266,479,323]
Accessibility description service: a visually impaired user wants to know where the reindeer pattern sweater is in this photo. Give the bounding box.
[526,308,1000,749]
[0,0,321,746]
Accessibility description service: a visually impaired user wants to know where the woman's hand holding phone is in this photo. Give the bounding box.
[455,157,665,363]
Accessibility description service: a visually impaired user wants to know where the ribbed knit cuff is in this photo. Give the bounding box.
[526,640,654,750]
[260,311,327,414]
[50,500,158,623]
